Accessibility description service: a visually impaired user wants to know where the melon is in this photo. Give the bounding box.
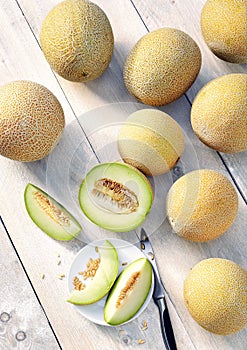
[166,169,238,242]
[123,28,201,106]
[201,0,247,63]
[104,258,152,325]
[25,183,82,241]
[67,240,119,304]
[40,0,114,82]
[118,109,184,175]
[78,162,153,232]
[0,80,64,162]
[191,73,247,153]
[184,258,247,335]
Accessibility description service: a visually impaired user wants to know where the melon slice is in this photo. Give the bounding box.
[78,162,153,232]
[24,183,82,241]
[104,258,152,325]
[67,240,118,305]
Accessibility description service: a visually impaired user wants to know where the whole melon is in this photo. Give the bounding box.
[118,109,184,176]
[201,0,247,63]
[0,81,65,162]
[40,0,114,82]
[166,169,238,242]
[123,28,201,106]
[184,258,247,335]
[191,74,247,153]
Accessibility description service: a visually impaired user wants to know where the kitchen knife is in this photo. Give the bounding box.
[140,228,177,350]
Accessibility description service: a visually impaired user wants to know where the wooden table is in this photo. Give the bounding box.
[0,1,246,349]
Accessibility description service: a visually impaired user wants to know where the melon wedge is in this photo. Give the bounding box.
[24,183,81,241]
[67,240,119,305]
[104,258,152,325]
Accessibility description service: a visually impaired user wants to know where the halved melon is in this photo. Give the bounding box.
[78,162,153,232]
[67,240,119,305]
[24,183,82,241]
[104,258,152,325]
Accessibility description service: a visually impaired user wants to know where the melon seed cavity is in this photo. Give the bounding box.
[34,191,70,226]
[92,178,139,214]
[116,271,141,308]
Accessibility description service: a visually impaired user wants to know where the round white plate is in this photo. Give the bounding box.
[67,238,154,326]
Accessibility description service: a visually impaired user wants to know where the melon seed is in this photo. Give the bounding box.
[34,191,70,227]
[91,178,139,214]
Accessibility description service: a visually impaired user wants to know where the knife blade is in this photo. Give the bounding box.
[140,228,177,350]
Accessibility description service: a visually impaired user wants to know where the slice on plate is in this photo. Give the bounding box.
[104,257,152,325]
[67,240,119,304]
[24,183,82,241]
[78,162,153,232]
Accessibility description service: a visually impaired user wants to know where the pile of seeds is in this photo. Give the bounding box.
[72,255,101,291]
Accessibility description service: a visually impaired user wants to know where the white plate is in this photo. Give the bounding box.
[67,238,154,326]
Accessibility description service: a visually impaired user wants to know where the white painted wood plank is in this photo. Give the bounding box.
[131,0,247,200]
[0,220,60,350]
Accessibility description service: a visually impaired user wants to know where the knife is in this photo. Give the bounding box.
[140,228,177,350]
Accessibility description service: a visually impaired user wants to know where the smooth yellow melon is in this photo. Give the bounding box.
[118,109,184,176]
[166,169,238,242]
[191,74,247,153]
[184,258,247,335]
[40,0,114,82]
[123,28,201,106]
[0,80,65,162]
[201,0,247,63]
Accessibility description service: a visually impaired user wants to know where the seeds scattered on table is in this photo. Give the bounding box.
[138,338,145,344]
[58,273,65,280]
[141,320,148,331]
[122,262,128,266]
[41,273,45,279]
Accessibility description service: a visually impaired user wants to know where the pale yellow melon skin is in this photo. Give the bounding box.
[191,74,247,153]
[118,109,184,176]
[201,0,247,63]
[184,258,247,335]
[166,169,238,242]
[40,0,114,82]
[123,28,201,106]
[0,81,65,162]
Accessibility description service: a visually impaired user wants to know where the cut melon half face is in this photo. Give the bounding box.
[104,257,152,325]
[78,162,153,232]
[67,240,119,305]
[24,183,82,241]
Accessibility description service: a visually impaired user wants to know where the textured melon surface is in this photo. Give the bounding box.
[24,183,82,241]
[201,0,247,63]
[0,80,64,162]
[118,109,184,175]
[67,240,118,304]
[40,0,114,82]
[191,73,247,153]
[124,27,201,106]
[79,162,153,232]
[184,258,247,335]
[104,258,152,325]
[166,169,238,242]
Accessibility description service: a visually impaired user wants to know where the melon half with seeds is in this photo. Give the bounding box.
[0,80,65,162]
[24,183,82,241]
[104,258,152,325]
[78,162,153,232]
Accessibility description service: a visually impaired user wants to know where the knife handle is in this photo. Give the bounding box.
[155,297,177,350]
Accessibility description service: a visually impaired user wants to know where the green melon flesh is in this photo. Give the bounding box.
[67,240,119,305]
[78,162,153,232]
[24,183,82,241]
[104,258,152,325]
